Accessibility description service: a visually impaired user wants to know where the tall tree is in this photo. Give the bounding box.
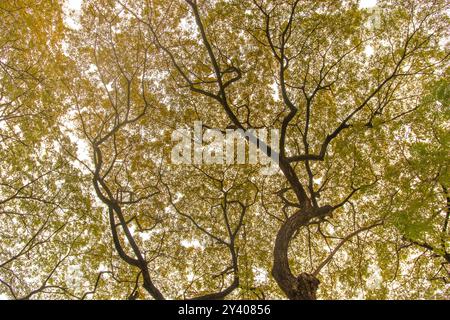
[0,0,448,300]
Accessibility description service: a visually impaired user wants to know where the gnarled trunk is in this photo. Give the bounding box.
[272,206,332,300]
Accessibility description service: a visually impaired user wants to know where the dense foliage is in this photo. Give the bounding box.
[0,0,448,299]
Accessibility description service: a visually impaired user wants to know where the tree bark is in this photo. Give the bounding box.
[272,206,333,300]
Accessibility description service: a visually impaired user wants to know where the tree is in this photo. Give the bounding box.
[0,0,448,300]
[0,1,103,299]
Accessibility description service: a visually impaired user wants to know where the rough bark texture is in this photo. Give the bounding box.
[294,273,321,300]
[272,206,332,300]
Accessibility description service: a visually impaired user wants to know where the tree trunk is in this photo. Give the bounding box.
[272,206,332,300]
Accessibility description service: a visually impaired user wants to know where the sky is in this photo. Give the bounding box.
[360,0,378,8]
[67,0,82,11]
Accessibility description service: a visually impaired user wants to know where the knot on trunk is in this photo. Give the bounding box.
[292,273,320,300]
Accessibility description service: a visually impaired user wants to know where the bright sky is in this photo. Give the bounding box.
[360,0,378,8]
[67,0,82,11]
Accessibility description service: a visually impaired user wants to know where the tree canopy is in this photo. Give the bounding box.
[0,0,448,300]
